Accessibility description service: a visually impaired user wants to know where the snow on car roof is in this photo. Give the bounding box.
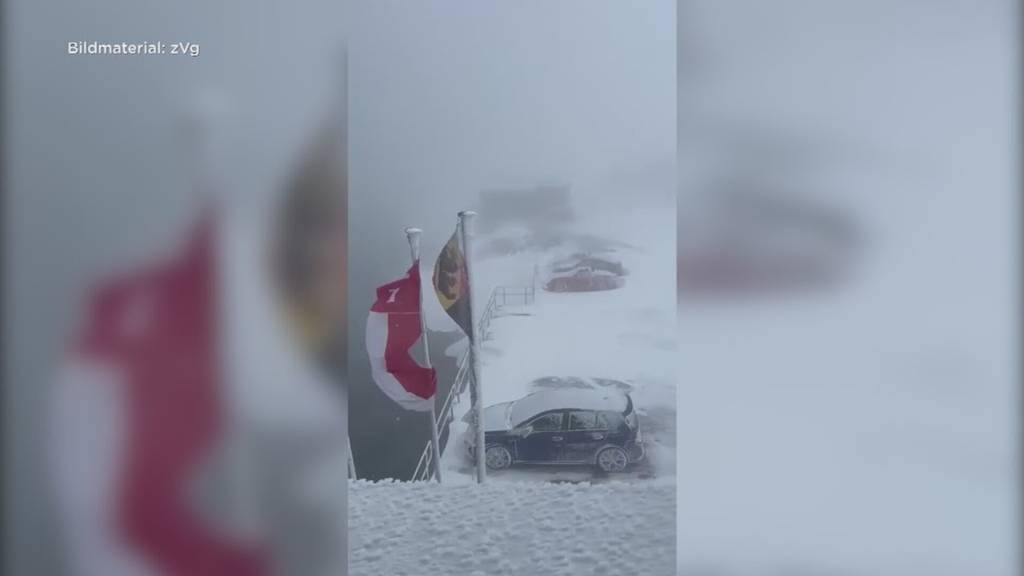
[509,388,628,426]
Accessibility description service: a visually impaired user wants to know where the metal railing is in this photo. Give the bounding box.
[496,285,534,307]
[411,284,534,481]
[411,348,470,481]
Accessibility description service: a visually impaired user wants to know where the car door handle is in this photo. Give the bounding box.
[590,433,605,440]
[551,436,563,442]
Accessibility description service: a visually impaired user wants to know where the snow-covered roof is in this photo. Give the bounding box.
[509,389,628,427]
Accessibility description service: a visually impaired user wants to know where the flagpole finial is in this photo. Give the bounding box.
[458,211,477,236]
[404,227,422,261]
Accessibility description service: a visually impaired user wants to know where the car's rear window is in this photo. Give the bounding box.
[597,411,625,430]
[568,411,598,430]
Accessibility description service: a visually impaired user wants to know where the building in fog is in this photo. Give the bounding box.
[478,184,573,232]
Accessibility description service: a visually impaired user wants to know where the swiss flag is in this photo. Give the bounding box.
[365,261,437,411]
[51,216,269,576]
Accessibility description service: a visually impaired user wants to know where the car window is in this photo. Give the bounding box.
[568,411,598,430]
[596,411,623,430]
[528,412,563,432]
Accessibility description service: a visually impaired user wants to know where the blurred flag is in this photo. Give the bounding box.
[365,262,437,411]
[51,216,269,576]
[432,228,472,335]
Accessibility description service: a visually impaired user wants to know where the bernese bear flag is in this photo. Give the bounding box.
[365,262,437,411]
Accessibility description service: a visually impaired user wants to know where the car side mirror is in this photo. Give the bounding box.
[517,426,533,438]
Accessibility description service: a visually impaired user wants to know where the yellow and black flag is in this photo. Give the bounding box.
[433,227,472,336]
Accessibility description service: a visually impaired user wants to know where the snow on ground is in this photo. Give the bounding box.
[349,479,676,576]
[441,190,676,483]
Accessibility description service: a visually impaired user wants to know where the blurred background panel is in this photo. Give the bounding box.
[678,0,1018,574]
[4,1,349,574]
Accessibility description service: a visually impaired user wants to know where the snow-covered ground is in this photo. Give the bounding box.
[439,190,676,483]
[349,479,676,575]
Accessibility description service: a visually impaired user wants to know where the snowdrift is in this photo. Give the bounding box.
[349,479,675,575]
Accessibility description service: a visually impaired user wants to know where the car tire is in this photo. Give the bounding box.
[596,446,629,473]
[485,445,512,471]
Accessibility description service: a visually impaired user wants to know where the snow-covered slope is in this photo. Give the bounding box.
[349,479,676,575]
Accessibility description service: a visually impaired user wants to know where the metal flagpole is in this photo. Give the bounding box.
[458,211,486,483]
[405,227,443,482]
[347,437,357,480]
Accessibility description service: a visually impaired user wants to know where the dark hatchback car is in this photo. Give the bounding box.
[466,389,644,473]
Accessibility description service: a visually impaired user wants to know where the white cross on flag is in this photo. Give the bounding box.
[365,262,437,411]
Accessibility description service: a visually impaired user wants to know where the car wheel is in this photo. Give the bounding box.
[596,446,629,473]
[485,445,512,470]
